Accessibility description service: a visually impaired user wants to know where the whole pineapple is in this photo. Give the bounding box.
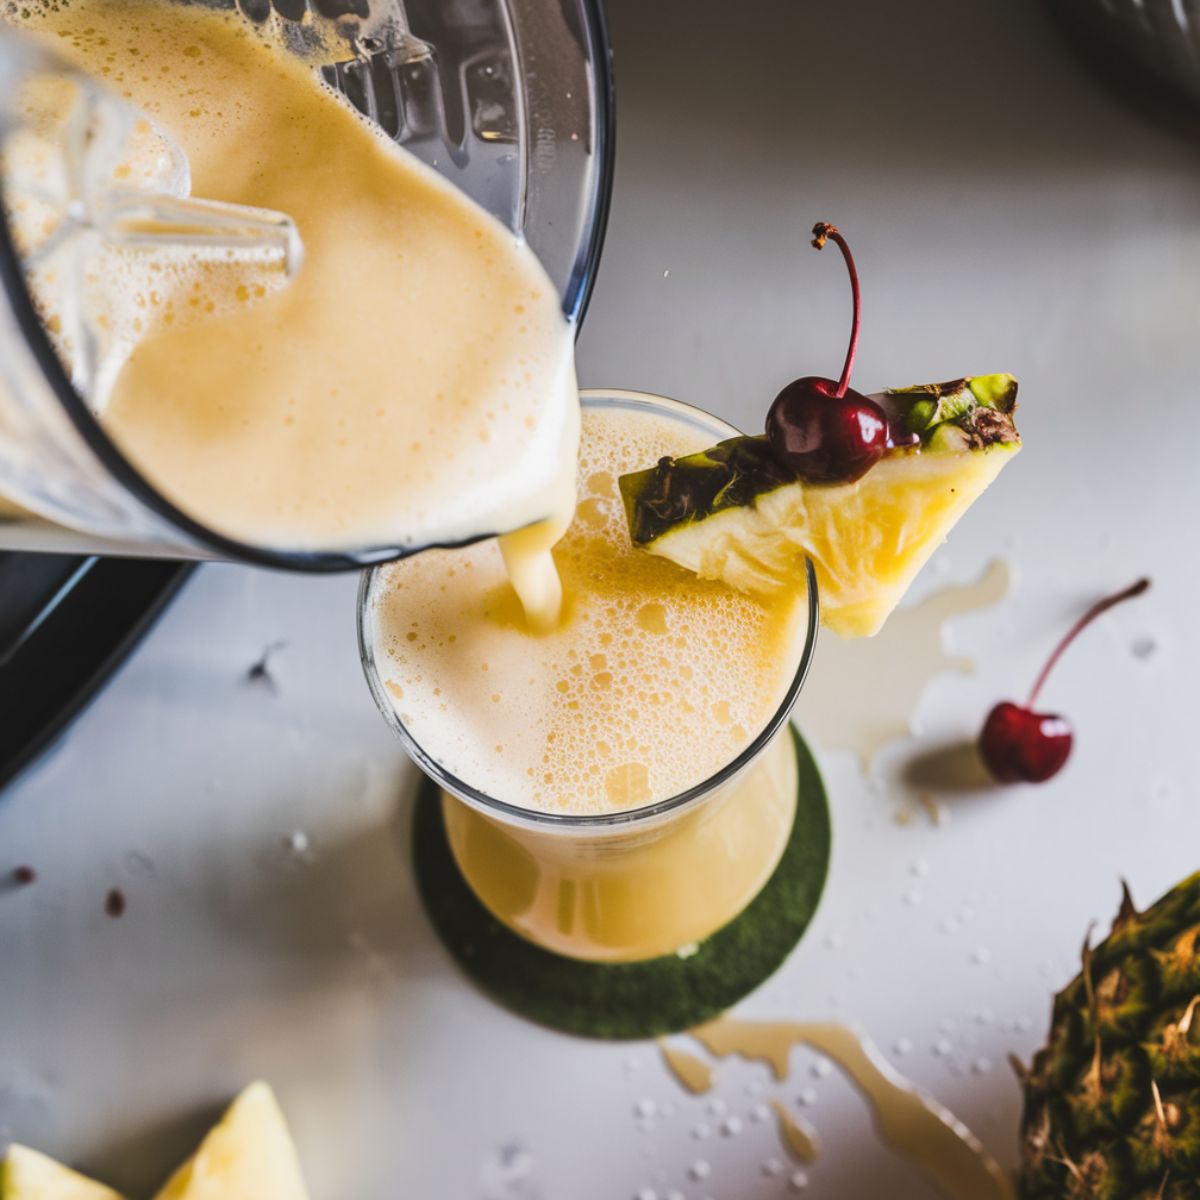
[1018,873,1200,1199]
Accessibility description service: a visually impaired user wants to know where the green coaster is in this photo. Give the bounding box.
[412,726,831,1040]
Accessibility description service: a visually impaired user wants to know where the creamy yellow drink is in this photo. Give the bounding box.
[364,395,814,961]
[7,1,578,590]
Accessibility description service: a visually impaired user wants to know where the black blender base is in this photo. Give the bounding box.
[0,552,193,791]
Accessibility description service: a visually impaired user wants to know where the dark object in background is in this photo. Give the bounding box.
[0,556,193,791]
[1047,0,1200,131]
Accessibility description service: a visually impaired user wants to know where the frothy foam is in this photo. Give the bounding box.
[370,404,809,815]
[6,0,578,558]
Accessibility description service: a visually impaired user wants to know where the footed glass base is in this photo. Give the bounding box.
[411,726,832,1040]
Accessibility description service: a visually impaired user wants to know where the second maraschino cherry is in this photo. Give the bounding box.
[979,578,1150,784]
[767,222,891,484]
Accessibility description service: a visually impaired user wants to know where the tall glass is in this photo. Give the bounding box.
[359,390,819,963]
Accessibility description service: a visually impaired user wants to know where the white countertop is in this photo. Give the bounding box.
[3,0,1199,1196]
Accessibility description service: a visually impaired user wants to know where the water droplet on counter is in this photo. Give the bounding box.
[976,1008,995,1025]
[719,1116,742,1137]
[1131,635,1157,660]
[812,1058,833,1079]
[479,1140,538,1200]
[823,932,844,950]
[971,1058,992,1076]
[789,1170,810,1191]
[971,947,991,966]
[634,1188,657,1200]
[283,829,310,854]
[123,851,156,877]
[691,1122,711,1140]
[634,1099,656,1119]
[903,889,922,906]
[910,859,931,878]
[797,1087,818,1106]
[933,1038,953,1058]
[751,1103,771,1123]
[688,1160,711,1181]
[706,1097,726,1116]
[1015,1016,1034,1033]
[762,1158,785,1177]
[893,1038,912,1056]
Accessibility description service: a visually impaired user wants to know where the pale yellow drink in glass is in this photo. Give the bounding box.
[361,392,816,963]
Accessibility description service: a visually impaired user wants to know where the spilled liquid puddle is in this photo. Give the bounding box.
[770,1098,819,1163]
[657,1040,713,1094]
[662,1016,1015,1200]
[795,560,1012,769]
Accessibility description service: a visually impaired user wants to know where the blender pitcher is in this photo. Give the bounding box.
[0,0,613,569]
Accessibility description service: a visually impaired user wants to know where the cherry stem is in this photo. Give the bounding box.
[1027,578,1151,707]
[811,221,860,399]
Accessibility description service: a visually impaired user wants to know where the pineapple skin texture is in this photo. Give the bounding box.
[1019,873,1200,1200]
[0,1147,124,1200]
[641,443,1019,638]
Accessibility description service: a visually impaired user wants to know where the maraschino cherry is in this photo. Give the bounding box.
[767,222,892,484]
[979,578,1150,784]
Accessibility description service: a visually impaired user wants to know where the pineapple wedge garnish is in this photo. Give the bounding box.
[0,1083,306,1200]
[0,1146,124,1200]
[152,1083,308,1200]
[620,375,1019,638]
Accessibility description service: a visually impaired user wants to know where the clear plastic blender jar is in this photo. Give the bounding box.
[0,0,612,569]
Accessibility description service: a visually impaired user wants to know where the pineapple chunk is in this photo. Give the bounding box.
[152,1083,308,1200]
[0,1145,124,1200]
[621,376,1019,638]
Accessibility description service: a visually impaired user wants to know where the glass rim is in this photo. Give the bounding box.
[357,387,820,833]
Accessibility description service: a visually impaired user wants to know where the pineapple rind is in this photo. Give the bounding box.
[1019,872,1200,1200]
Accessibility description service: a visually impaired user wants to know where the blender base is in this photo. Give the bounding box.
[0,553,193,791]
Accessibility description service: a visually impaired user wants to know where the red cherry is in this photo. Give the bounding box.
[979,702,1072,784]
[978,578,1150,784]
[768,377,888,484]
[767,222,889,484]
